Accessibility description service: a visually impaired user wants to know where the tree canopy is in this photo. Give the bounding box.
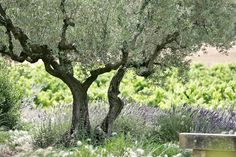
[1,0,235,76]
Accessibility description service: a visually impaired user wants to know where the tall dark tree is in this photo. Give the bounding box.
[0,0,235,139]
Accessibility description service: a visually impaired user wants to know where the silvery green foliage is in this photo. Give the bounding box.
[0,0,235,74]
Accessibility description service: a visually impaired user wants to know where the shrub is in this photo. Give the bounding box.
[153,104,196,143]
[0,60,22,129]
[194,106,236,133]
[153,104,236,142]
[32,104,71,148]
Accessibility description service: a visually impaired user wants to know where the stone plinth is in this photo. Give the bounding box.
[179,133,236,157]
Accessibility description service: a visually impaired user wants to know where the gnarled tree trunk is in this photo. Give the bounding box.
[100,67,126,136]
[70,84,91,136]
[47,72,91,143]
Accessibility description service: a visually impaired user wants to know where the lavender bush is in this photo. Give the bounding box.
[155,103,236,142]
[194,106,236,133]
[22,101,236,147]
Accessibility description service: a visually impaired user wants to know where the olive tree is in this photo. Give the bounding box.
[0,0,235,139]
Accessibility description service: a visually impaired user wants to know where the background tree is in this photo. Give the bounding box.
[0,0,235,140]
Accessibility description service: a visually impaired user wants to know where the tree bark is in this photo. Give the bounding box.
[70,84,91,136]
[100,67,126,136]
[43,61,91,138]
[60,76,91,143]
[43,63,91,143]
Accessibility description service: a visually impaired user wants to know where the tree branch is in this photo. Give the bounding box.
[0,4,30,54]
[5,26,13,54]
[130,0,151,48]
[44,62,60,78]
[57,0,77,76]
[129,31,180,77]
[82,62,122,91]
[58,0,76,52]
[149,32,179,65]
[83,0,150,90]
[0,4,6,18]
[0,3,81,81]
[0,3,84,92]
[83,41,129,91]
[0,16,6,25]
[0,4,57,64]
[0,42,28,62]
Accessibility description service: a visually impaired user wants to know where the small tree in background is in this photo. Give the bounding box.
[0,0,235,140]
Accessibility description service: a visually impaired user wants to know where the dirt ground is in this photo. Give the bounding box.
[190,46,236,66]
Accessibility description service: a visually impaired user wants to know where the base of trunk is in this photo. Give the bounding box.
[62,88,91,146]
[62,123,91,147]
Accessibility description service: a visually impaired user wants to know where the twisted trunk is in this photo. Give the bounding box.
[59,75,91,144]
[100,67,126,136]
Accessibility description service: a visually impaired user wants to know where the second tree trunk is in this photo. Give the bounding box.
[101,67,126,136]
